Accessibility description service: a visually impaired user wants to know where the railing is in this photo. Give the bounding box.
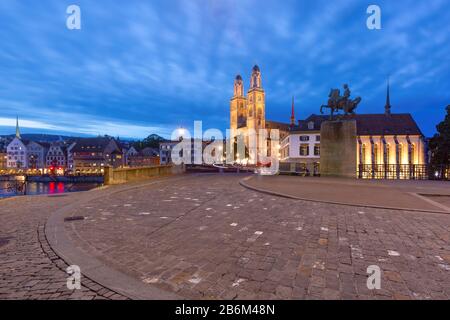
[357,164,450,180]
[279,162,320,176]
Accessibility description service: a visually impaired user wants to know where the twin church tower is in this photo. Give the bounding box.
[230,65,266,135]
[229,65,287,164]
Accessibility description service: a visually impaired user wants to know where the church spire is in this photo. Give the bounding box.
[15,116,21,139]
[290,96,295,126]
[385,78,391,115]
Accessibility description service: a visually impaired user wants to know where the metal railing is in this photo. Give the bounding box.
[357,164,449,180]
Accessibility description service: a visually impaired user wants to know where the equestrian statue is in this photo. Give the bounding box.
[320,84,361,119]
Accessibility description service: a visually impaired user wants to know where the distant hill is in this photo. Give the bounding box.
[0,133,141,143]
[0,133,75,142]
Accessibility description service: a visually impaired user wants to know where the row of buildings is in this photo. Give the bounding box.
[0,119,160,174]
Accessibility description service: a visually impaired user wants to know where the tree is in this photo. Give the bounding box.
[429,105,450,165]
[133,134,165,150]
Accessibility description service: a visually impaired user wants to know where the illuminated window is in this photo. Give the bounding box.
[314,145,320,156]
[300,144,309,156]
[300,136,309,142]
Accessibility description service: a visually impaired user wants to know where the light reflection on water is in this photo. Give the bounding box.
[0,181,101,198]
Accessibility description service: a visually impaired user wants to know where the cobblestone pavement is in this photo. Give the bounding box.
[0,193,128,300]
[63,174,450,300]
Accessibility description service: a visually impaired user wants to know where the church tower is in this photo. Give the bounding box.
[246,65,266,163]
[230,75,247,131]
[15,116,21,139]
[246,65,265,133]
[385,78,391,115]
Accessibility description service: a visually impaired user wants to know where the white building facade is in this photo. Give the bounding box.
[7,137,28,169]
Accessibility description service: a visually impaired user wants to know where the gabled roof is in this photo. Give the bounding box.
[265,120,291,132]
[71,137,117,153]
[290,113,423,136]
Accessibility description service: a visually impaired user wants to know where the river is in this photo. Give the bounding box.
[0,181,102,198]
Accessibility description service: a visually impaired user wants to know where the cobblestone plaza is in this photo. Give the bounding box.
[1,174,449,300]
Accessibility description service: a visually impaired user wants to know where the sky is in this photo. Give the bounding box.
[0,0,449,139]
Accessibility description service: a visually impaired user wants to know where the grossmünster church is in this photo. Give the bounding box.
[229,65,290,164]
[230,65,427,179]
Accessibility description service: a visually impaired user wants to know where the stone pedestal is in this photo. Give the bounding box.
[320,120,357,178]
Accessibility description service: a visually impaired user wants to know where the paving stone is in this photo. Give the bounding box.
[2,174,450,300]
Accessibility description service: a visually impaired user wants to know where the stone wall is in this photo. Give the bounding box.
[320,120,357,178]
[104,165,185,185]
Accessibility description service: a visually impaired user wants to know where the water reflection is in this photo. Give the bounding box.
[0,181,101,198]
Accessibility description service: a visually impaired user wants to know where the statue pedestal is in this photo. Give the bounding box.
[320,120,357,178]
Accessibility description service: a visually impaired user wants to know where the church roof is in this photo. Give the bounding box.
[265,120,291,131]
[290,114,423,136]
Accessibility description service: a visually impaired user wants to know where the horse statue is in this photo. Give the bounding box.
[320,84,361,119]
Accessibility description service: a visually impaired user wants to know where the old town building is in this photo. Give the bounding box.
[70,137,123,174]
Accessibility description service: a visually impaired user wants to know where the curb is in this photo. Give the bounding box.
[239,176,450,215]
[45,176,187,300]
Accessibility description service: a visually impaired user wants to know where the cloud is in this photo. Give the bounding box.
[0,0,448,138]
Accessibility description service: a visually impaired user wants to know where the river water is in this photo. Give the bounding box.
[0,181,101,198]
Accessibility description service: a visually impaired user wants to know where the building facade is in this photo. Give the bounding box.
[70,137,123,174]
[0,148,7,169]
[159,141,179,165]
[46,143,68,171]
[7,137,28,169]
[27,141,49,169]
[127,147,160,167]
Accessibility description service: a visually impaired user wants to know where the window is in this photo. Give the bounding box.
[300,144,309,156]
[308,122,314,130]
[316,135,320,142]
[314,145,320,156]
[300,136,309,142]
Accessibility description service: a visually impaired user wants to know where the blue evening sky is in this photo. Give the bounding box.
[0,0,449,138]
